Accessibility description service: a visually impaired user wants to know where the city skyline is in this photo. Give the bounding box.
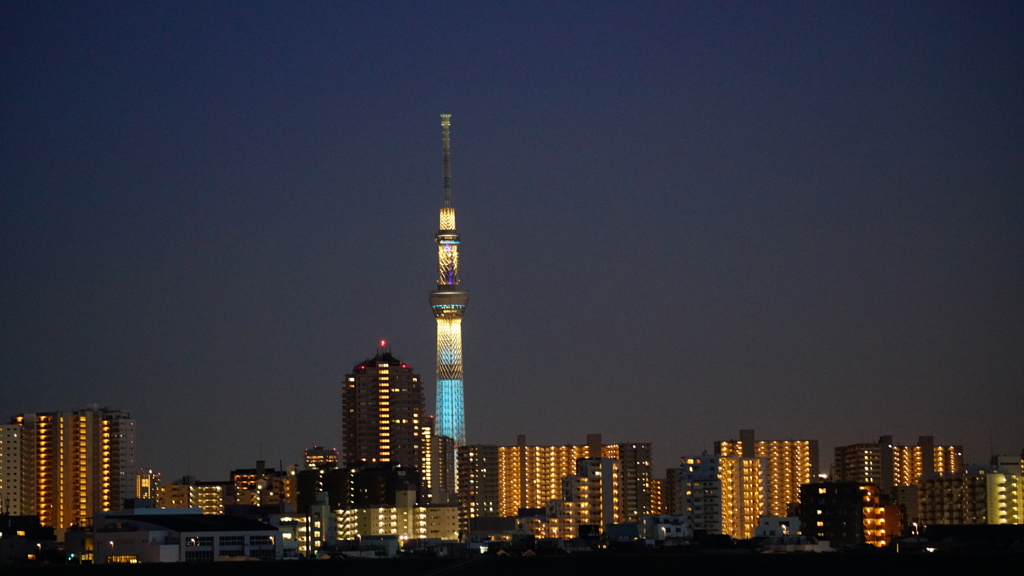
[2,2,1022,481]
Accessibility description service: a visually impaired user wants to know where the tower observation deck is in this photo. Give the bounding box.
[430,114,468,447]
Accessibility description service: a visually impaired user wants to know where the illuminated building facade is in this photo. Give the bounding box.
[430,114,469,448]
[833,435,963,493]
[156,477,229,514]
[680,453,767,540]
[230,460,296,510]
[458,434,654,536]
[427,419,456,504]
[2,406,136,531]
[618,443,654,523]
[457,444,500,534]
[291,464,459,546]
[496,435,606,516]
[650,478,664,516]
[333,486,459,541]
[342,344,426,473]
[716,429,819,517]
[918,456,1024,525]
[516,457,622,539]
[303,446,339,471]
[799,481,903,548]
[135,469,161,501]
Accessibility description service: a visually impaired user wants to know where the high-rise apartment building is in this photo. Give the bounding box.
[457,434,654,535]
[618,443,655,523]
[918,456,1024,526]
[0,423,26,515]
[0,406,136,531]
[430,114,469,448]
[663,467,683,515]
[517,457,622,539]
[456,444,501,533]
[833,435,963,493]
[342,344,426,473]
[680,453,767,540]
[716,429,819,517]
[427,422,456,505]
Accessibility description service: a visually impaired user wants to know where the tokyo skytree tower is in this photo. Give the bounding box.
[430,114,468,446]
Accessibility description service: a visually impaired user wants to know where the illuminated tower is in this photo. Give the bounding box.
[430,114,468,447]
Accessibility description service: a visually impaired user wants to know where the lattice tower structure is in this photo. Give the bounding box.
[430,113,468,446]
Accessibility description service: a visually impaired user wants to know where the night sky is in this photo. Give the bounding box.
[2,2,1022,481]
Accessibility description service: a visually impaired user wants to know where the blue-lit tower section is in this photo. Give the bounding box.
[430,114,468,447]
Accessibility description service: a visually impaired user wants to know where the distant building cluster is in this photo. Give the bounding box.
[2,116,1022,564]
[2,398,1022,564]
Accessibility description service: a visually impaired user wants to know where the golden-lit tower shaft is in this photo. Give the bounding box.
[430,114,468,446]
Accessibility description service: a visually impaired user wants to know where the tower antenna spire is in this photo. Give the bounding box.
[430,113,468,455]
[441,114,452,208]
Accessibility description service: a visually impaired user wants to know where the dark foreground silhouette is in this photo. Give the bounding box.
[5,550,1022,576]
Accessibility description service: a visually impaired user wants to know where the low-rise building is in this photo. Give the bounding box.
[640,514,690,541]
[0,515,57,565]
[93,507,282,563]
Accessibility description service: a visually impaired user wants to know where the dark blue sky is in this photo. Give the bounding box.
[2,1,1022,480]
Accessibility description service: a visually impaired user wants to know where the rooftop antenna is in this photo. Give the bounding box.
[441,114,452,208]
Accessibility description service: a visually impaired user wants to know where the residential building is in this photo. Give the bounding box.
[663,467,683,515]
[230,460,296,511]
[716,429,818,517]
[799,481,903,548]
[458,434,654,535]
[457,444,500,535]
[0,424,26,516]
[515,457,622,539]
[135,469,160,501]
[1,406,136,532]
[303,446,338,471]
[618,443,654,522]
[918,456,1024,525]
[342,345,426,475]
[833,435,963,493]
[157,477,230,515]
[680,453,767,540]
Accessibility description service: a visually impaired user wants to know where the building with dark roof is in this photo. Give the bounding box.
[93,508,283,563]
[342,344,426,472]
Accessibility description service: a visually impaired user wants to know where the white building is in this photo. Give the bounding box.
[680,453,767,539]
[94,508,282,563]
[755,516,800,538]
[641,514,690,541]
